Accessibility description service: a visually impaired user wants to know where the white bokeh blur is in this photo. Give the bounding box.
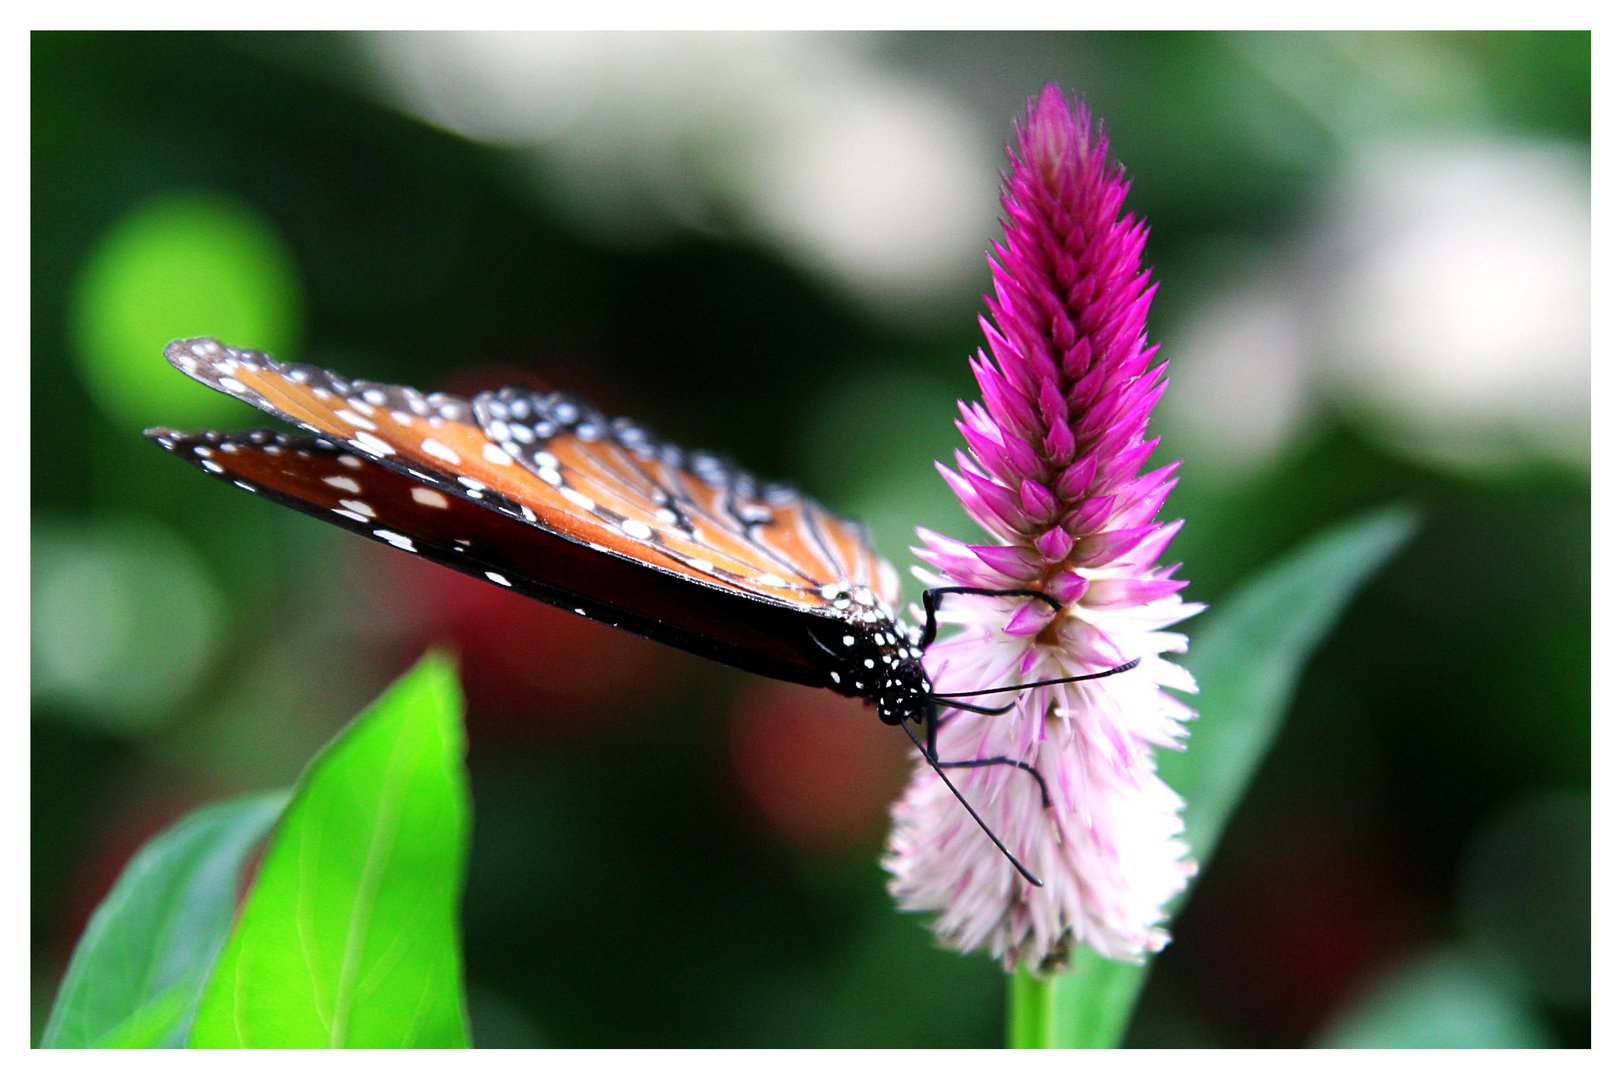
[361,32,994,322]
[1166,136,1590,477]
[1320,139,1590,471]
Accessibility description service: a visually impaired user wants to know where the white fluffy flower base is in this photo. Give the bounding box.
[884,599,1199,971]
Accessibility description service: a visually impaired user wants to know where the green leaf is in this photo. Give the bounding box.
[40,790,287,1048]
[1316,948,1554,1048]
[1047,506,1420,1048]
[188,652,472,1048]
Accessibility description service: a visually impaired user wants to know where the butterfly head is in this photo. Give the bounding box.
[825,606,929,728]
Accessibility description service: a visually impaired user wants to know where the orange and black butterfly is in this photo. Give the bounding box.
[149,338,1136,884]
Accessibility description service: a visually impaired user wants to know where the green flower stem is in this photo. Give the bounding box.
[1007,968,1057,1048]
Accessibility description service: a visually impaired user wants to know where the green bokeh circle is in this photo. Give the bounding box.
[70,191,304,429]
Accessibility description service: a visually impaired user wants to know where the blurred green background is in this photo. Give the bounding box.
[31,31,1589,1047]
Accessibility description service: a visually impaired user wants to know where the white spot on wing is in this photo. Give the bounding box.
[621,519,653,540]
[411,486,450,509]
[482,443,514,466]
[374,529,416,551]
[485,571,512,587]
[323,475,361,493]
[353,431,396,457]
[421,437,461,464]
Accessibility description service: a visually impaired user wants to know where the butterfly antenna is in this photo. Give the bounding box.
[896,721,1043,888]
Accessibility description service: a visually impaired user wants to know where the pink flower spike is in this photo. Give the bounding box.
[885,85,1203,972]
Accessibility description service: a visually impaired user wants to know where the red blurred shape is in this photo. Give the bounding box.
[365,545,680,742]
[729,680,911,853]
[1180,820,1424,1042]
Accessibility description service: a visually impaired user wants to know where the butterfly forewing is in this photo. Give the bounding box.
[477,399,808,595]
[472,386,898,608]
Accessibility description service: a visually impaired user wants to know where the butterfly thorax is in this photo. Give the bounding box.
[815,585,930,726]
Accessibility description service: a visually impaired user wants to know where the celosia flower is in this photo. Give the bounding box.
[884,85,1201,971]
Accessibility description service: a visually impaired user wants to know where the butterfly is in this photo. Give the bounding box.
[147,338,1136,886]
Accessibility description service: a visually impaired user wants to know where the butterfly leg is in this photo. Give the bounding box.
[934,754,1053,808]
[917,586,1063,648]
[803,627,841,659]
[920,699,1052,806]
[901,700,1045,887]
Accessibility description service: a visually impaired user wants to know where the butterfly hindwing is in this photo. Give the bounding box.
[145,426,852,686]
